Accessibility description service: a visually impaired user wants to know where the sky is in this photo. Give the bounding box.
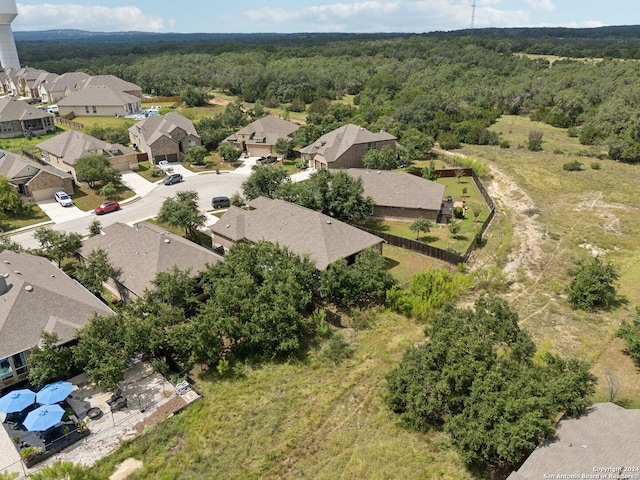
[7,1,638,34]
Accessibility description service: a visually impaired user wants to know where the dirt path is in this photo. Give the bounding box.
[433,148,546,290]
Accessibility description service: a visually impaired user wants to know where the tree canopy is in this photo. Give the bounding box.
[567,256,619,311]
[74,154,122,188]
[385,295,596,473]
[156,190,206,240]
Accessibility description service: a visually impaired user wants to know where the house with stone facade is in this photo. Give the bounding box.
[37,130,139,176]
[224,115,299,158]
[0,250,114,389]
[0,149,73,201]
[0,97,55,138]
[128,112,201,164]
[347,168,446,222]
[300,124,397,170]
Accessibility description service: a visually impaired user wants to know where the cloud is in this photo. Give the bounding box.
[14,3,165,32]
[525,0,555,12]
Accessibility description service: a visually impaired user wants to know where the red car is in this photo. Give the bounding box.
[94,201,120,215]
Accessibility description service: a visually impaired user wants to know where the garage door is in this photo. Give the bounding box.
[166,153,179,162]
[154,154,166,164]
[250,146,271,158]
[31,186,59,202]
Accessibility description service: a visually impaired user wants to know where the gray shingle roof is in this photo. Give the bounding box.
[128,112,199,146]
[300,124,396,164]
[211,197,383,270]
[57,85,141,107]
[514,403,640,480]
[44,71,90,94]
[80,222,223,298]
[0,149,71,180]
[80,75,141,94]
[225,115,299,146]
[37,130,134,166]
[0,250,114,359]
[0,97,53,121]
[346,169,445,211]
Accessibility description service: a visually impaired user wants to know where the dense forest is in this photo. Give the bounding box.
[17,26,640,163]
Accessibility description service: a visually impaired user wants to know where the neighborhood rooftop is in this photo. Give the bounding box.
[37,130,135,166]
[210,197,384,271]
[0,250,114,359]
[80,222,223,299]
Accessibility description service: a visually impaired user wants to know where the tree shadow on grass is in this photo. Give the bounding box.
[416,235,438,244]
[364,219,390,232]
[384,257,400,269]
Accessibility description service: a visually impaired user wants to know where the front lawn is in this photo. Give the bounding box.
[0,205,50,232]
[72,183,135,212]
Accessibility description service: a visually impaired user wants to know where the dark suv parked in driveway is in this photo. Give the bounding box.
[255,155,277,166]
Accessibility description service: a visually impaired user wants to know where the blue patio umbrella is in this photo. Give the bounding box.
[36,381,74,405]
[23,404,64,431]
[0,389,36,413]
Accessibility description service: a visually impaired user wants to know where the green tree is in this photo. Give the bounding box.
[320,248,396,308]
[73,314,129,391]
[421,160,438,181]
[306,170,373,223]
[362,145,398,170]
[0,175,21,218]
[98,182,117,198]
[217,142,242,163]
[448,218,461,237]
[85,124,131,145]
[398,128,433,162]
[27,332,74,389]
[617,307,640,365]
[242,165,289,200]
[88,219,102,237]
[409,218,432,240]
[567,256,619,311]
[156,190,206,241]
[33,227,82,267]
[180,86,207,107]
[528,130,544,151]
[75,154,121,188]
[75,248,119,296]
[184,145,209,165]
[386,296,596,473]
[230,191,245,207]
[275,137,292,160]
[199,241,316,358]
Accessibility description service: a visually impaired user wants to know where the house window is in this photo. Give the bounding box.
[367,142,377,150]
[0,358,12,381]
[0,121,12,133]
[12,352,28,376]
[92,106,97,113]
[85,106,89,114]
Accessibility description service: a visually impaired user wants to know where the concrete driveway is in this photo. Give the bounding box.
[231,156,259,175]
[120,170,158,198]
[37,199,90,224]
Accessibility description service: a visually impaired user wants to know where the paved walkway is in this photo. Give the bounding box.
[230,156,258,175]
[290,167,316,183]
[0,412,22,478]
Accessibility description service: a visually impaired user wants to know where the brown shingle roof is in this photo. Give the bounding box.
[128,112,199,145]
[80,222,222,298]
[225,115,298,146]
[57,85,140,107]
[514,403,640,479]
[37,130,134,166]
[0,97,53,121]
[0,251,114,358]
[300,124,396,164]
[211,197,383,270]
[0,149,71,180]
[347,168,445,211]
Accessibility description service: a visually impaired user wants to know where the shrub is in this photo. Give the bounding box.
[453,206,465,219]
[528,130,543,151]
[562,160,583,171]
[438,131,461,150]
[590,162,601,170]
[567,126,578,138]
[567,256,618,311]
[499,140,510,148]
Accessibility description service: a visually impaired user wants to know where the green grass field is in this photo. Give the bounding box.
[71,182,135,212]
[0,205,50,232]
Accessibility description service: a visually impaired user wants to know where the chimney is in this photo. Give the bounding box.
[0,274,7,295]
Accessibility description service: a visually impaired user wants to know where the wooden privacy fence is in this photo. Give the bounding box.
[55,116,84,130]
[141,96,180,104]
[358,169,496,266]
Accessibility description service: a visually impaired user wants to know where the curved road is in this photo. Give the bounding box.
[10,170,247,250]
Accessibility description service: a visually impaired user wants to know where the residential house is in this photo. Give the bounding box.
[507,403,640,480]
[22,70,58,99]
[128,112,201,164]
[210,197,384,271]
[0,97,55,138]
[74,75,143,98]
[1,67,49,97]
[37,130,139,176]
[57,85,142,118]
[80,222,223,302]
[347,168,446,222]
[0,250,114,389]
[0,149,73,201]
[38,72,90,104]
[300,124,396,170]
[224,114,299,158]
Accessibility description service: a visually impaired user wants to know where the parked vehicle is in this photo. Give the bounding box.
[47,105,59,114]
[54,191,73,207]
[158,160,173,172]
[94,201,120,215]
[211,196,231,208]
[163,173,183,185]
[255,155,277,166]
